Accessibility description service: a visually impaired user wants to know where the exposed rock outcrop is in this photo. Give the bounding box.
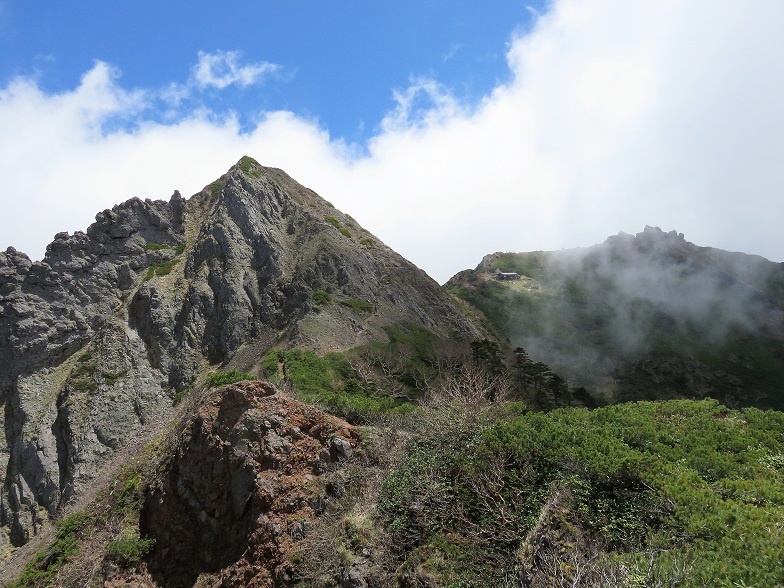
[141,380,360,587]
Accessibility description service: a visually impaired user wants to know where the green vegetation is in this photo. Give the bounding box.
[207,179,225,200]
[491,252,544,278]
[69,379,97,392]
[69,361,99,393]
[338,298,373,314]
[206,369,257,388]
[359,237,375,248]
[7,513,91,588]
[376,398,784,586]
[102,368,129,385]
[239,155,262,178]
[106,536,155,565]
[313,290,331,305]
[144,242,170,251]
[261,348,414,423]
[172,389,187,405]
[72,362,98,378]
[322,215,352,238]
[144,259,179,280]
[175,242,186,254]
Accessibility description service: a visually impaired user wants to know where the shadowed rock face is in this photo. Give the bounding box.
[141,380,360,588]
[0,157,482,554]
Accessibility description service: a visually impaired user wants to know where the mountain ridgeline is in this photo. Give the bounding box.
[0,161,783,587]
[447,226,784,409]
[0,157,480,556]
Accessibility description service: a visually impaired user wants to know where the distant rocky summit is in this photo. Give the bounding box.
[447,225,784,409]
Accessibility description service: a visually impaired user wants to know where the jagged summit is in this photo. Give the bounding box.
[0,156,482,555]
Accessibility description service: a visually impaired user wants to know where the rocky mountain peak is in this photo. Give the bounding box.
[0,156,482,556]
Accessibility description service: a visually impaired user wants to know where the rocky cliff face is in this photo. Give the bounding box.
[0,156,481,557]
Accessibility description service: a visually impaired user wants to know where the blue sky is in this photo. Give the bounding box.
[1,1,783,283]
[0,1,539,141]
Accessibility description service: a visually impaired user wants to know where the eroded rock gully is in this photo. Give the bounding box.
[140,381,360,587]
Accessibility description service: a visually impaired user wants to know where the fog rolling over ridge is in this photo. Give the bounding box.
[450,226,784,407]
[547,227,782,353]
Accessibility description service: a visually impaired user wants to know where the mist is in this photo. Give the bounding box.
[501,226,784,390]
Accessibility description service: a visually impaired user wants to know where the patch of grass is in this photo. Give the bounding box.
[206,369,257,388]
[267,348,414,423]
[325,216,341,229]
[72,362,98,378]
[325,201,335,208]
[313,290,331,305]
[106,536,155,566]
[339,299,373,314]
[207,179,225,200]
[144,243,170,251]
[175,242,186,254]
[359,237,375,248]
[172,389,187,405]
[239,155,262,178]
[7,512,91,587]
[339,227,352,238]
[102,369,129,385]
[144,259,179,280]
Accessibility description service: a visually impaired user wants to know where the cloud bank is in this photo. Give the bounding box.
[1,0,783,283]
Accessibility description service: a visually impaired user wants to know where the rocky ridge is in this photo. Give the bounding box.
[0,156,481,558]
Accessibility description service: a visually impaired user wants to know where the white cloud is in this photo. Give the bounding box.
[1,0,783,285]
[192,50,278,89]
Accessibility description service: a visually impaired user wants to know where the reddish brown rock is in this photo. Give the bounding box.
[139,381,359,587]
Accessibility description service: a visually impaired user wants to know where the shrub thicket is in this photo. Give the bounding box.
[261,348,414,423]
[377,398,784,586]
[206,369,256,388]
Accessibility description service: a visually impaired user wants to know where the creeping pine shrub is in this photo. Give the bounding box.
[239,155,262,178]
[208,180,225,200]
[339,299,373,314]
[106,536,155,565]
[144,259,179,280]
[172,389,187,405]
[377,398,784,586]
[102,369,129,385]
[144,243,170,251]
[206,369,256,388]
[313,290,331,305]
